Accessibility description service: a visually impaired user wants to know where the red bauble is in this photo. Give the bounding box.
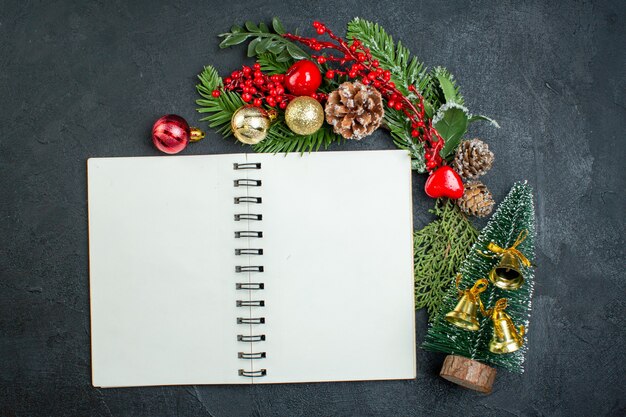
[152,114,190,154]
[284,60,322,96]
[424,166,464,199]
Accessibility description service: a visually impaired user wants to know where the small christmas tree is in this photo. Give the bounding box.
[422,182,536,393]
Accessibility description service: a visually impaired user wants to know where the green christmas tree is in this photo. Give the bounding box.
[422,182,536,373]
[414,199,478,317]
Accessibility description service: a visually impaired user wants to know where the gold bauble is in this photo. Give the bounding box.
[231,106,271,145]
[284,97,324,135]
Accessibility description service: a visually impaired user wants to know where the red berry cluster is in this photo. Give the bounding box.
[285,22,445,171]
[214,63,290,109]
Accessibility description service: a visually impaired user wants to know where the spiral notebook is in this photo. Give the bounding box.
[88,150,415,387]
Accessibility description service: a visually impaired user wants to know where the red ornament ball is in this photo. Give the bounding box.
[284,59,322,96]
[152,114,190,154]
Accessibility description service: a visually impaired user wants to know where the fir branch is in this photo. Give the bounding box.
[257,53,292,74]
[414,199,479,316]
[254,121,342,154]
[428,66,464,106]
[196,65,244,137]
[422,182,536,373]
[219,18,310,61]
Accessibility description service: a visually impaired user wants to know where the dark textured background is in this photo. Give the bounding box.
[1,0,625,415]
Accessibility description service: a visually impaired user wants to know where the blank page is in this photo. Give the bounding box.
[251,150,415,383]
[88,154,250,387]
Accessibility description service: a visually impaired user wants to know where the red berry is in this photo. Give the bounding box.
[387,100,396,108]
[313,21,321,28]
[393,102,402,110]
[279,101,287,109]
[224,77,232,84]
[242,66,251,76]
[312,44,322,51]
[242,93,252,102]
[316,27,326,35]
[311,93,318,99]
[348,71,357,78]
[349,45,357,53]
[356,53,366,62]
[367,71,377,80]
[388,81,396,88]
[253,98,262,107]
[372,60,379,67]
[266,96,276,107]
[411,129,419,137]
[211,89,221,98]
[275,85,284,95]
[253,63,261,70]
[373,80,381,88]
[361,78,370,85]
[325,70,335,79]
[317,56,327,64]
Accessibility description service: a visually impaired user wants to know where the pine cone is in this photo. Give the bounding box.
[457,181,495,218]
[452,138,494,179]
[325,81,384,140]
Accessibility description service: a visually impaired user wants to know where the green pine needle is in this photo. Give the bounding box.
[414,199,479,317]
[422,182,536,373]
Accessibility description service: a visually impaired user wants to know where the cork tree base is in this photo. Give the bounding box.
[440,355,497,394]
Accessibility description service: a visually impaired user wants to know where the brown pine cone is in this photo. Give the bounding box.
[452,138,494,179]
[457,181,495,218]
[324,81,384,140]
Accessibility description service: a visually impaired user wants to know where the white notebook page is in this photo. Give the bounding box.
[88,150,415,387]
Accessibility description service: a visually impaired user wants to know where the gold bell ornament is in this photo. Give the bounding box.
[231,106,277,145]
[445,277,489,331]
[486,298,525,354]
[485,230,531,290]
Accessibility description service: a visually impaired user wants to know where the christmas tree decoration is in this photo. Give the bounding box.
[457,180,495,217]
[424,166,464,199]
[486,298,525,354]
[413,200,479,318]
[325,81,384,140]
[200,18,498,171]
[152,114,191,154]
[444,278,488,331]
[423,182,535,392]
[230,105,273,145]
[284,59,322,96]
[452,138,494,179]
[284,96,324,135]
[486,230,531,290]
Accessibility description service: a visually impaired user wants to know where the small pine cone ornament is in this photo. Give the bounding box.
[325,81,384,140]
[457,181,495,217]
[452,138,495,179]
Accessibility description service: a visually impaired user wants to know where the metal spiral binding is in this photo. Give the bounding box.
[234,161,266,378]
[239,369,267,377]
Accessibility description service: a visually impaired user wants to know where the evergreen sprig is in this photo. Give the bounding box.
[219,18,310,61]
[414,199,479,317]
[196,66,244,137]
[346,18,465,172]
[255,120,342,153]
[422,182,536,373]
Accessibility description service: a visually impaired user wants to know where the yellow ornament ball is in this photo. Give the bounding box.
[231,106,271,145]
[284,97,324,136]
